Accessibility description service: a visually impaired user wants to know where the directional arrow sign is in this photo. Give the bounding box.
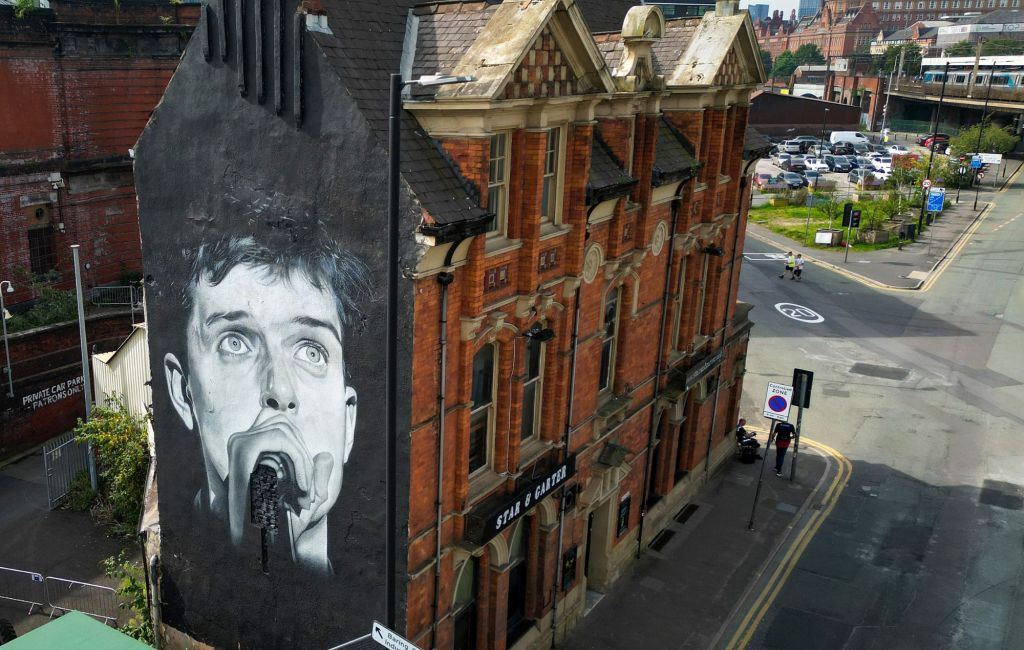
[372,621,418,650]
[763,382,794,422]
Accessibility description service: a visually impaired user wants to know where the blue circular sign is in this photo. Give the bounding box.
[768,395,788,413]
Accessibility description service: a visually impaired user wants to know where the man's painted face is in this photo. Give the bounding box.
[180,263,355,527]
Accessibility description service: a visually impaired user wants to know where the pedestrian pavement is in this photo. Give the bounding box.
[0,451,132,636]
[746,161,1021,290]
[563,442,832,650]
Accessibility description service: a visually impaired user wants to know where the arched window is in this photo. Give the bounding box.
[506,521,531,644]
[452,558,478,650]
[469,344,497,474]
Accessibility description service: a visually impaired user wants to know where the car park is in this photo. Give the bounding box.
[780,172,807,189]
[803,156,829,173]
[823,154,851,172]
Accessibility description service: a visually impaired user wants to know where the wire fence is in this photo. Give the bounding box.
[0,567,46,615]
[0,567,120,625]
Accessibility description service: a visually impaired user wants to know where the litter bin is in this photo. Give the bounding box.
[899,222,917,240]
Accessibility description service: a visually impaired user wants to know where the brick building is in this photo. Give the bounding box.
[758,0,881,61]
[132,0,766,648]
[0,0,198,308]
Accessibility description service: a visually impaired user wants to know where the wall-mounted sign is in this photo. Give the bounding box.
[465,456,576,545]
[21,376,84,411]
[684,350,723,389]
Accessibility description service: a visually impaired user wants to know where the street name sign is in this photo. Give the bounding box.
[762,382,794,421]
[372,622,417,650]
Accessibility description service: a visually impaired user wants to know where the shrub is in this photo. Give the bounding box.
[102,551,153,644]
[64,470,96,511]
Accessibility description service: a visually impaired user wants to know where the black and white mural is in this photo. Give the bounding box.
[134,2,412,646]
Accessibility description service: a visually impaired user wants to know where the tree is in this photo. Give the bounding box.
[945,40,974,57]
[981,38,1024,56]
[793,43,826,66]
[759,48,773,76]
[773,50,798,80]
[949,122,1020,156]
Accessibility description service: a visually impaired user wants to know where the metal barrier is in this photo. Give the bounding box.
[89,285,139,308]
[43,432,91,510]
[45,577,120,625]
[0,567,46,614]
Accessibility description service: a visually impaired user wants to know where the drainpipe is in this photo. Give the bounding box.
[635,178,688,559]
[549,210,592,649]
[430,241,462,650]
[703,158,760,476]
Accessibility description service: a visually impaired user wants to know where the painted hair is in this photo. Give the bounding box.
[179,232,372,337]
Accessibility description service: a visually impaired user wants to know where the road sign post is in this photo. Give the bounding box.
[747,420,777,532]
[789,370,813,482]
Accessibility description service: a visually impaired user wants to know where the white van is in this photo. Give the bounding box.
[830,131,871,146]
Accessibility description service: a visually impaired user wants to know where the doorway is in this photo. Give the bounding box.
[582,497,612,614]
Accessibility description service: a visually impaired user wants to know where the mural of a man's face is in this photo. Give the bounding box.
[164,260,357,573]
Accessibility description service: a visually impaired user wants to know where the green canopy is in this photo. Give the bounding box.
[3,612,148,649]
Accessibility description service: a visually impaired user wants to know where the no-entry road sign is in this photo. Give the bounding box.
[762,382,794,421]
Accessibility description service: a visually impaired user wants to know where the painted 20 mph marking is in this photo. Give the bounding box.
[775,302,825,324]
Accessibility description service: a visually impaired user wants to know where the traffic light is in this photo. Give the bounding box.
[850,209,861,229]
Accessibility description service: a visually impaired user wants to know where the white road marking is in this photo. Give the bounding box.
[774,302,825,324]
[744,252,788,261]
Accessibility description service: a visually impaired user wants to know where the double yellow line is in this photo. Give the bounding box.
[724,437,852,650]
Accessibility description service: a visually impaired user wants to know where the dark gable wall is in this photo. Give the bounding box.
[135,2,413,647]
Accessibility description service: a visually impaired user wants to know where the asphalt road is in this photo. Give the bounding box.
[738,176,1024,648]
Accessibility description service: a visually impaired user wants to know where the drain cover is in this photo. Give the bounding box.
[849,363,910,381]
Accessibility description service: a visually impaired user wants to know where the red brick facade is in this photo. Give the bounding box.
[0,1,197,307]
[405,38,759,650]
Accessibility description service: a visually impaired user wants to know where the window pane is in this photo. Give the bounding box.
[541,176,552,219]
[599,340,612,391]
[604,293,618,338]
[471,345,494,407]
[487,187,504,233]
[521,381,536,441]
[28,227,56,276]
[469,410,488,473]
[526,336,542,379]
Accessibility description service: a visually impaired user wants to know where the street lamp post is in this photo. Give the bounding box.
[1,280,13,399]
[918,62,949,236]
[386,71,472,630]
[973,67,996,212]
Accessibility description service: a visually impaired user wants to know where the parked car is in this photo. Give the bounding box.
[772,152,791,167]
[803,156,829,173]
[793,135,819,143]
[830,131,871,146]
[782,154,807,172]
[923,135,949,151]
[848,168,882,187]
[802,170,829,187]
[779,172,807,189]
[753,173,785,190]
[823,154,851,172]
[830,142,855,156]
[872,156,893,174]
[854,155,875,169]
[852,142,871,155]
[916,132,950,146]
[780,139,804,154]
[887,144,910,155]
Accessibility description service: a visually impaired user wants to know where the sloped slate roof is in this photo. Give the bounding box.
[409,2,501,98]
[652,118,698,186]
[575,0,640,33]
[595,33,624,71]
[651,18,702,76]
[311,0,491,232]
[587,132,637,205]
[743,126,772,160]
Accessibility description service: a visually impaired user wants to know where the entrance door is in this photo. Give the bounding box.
[582,499,612,591]
[584,510,595,579]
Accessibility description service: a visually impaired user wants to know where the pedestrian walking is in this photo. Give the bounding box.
[774,420,796,476]
[793,254,804,281]
[780,251,795,279]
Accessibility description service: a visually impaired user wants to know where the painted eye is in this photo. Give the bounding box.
[296,342,327,366]
[218,334,252,355]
